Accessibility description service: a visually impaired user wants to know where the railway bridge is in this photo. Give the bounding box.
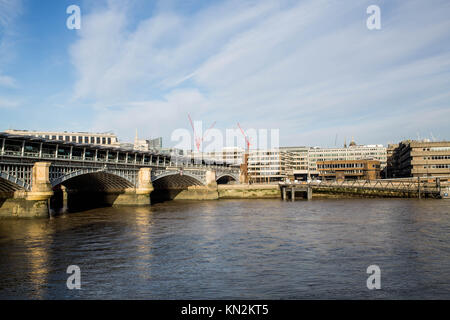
[0,133,241,218]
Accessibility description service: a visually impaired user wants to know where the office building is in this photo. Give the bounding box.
[386,140,450,178]
[134,130,163,151]
[317,159,381,181]
[247,149,289,183]
[4,129,120,147]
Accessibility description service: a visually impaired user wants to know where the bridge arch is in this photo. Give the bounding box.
[152,171,205,189]
[216,173,239,184]
[51,170,135,192]
[51,169,135,189]
[0,172,30,192]
[49,170,137,213]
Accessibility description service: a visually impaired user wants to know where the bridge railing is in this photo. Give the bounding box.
[303,179,441,194]
[2,150,238,171]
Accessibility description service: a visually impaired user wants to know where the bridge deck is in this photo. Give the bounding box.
[0,132,240,191]
[279,178,443,199]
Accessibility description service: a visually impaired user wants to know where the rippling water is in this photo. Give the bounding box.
[0,199,449,299]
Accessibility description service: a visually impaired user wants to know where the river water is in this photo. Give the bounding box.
[0,199,449,299]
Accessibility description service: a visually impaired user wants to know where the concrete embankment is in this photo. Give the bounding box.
[218,184,281,199]
[153,184,281,201]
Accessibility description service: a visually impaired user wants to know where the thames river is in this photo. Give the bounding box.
[0,199,449,299]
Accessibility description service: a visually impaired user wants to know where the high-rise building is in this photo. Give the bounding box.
[134,130,163,151]
[148,137,163,149]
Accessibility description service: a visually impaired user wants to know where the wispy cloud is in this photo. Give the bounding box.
[0,0,22,28]
[0,96,20,108]
[0,0,21,108]
[69,0,450,145]
[0,73,16,87]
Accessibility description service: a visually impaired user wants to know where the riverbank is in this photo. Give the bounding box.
[217,184,445,200]
[218,184,281,199]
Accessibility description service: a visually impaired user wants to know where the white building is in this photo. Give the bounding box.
[307,144,386,174]
[186,147,245,165]
[247,149,288,183]
[247,139,387,182]
[5,129,120,148]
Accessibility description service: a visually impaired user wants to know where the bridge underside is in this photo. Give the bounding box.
[153,174,203,189]
[56,172,134,192]
[51,172,138,213]
[0,177,24,194]
[151,174,218,203]
[217,175,237,185]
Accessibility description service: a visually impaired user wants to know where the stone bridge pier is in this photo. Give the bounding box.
[205,170,218,188]
[112,168,154,206]
[0,162,54,218]
[27,162,54,217]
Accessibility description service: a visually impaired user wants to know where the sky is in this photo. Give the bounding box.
[0,0,449,148]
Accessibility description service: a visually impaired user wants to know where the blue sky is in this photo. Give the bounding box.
[0,0,449,147]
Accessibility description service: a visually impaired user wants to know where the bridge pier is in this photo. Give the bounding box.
[0,162,53,218]
[49,185,69,215]
[171,170,219,200]
[24,162,53,217]
[61,185,68,213]
[205,170,218,188]
[113,168,154,206]
[279,185,313,201]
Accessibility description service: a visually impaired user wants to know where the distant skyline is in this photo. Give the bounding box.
[1,0,449,148]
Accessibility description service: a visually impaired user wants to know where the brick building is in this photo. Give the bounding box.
[317,159,381,181]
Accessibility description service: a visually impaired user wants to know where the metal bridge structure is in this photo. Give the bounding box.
[279,177,445,200]
[0,132,240,217]
[0,132,240,191]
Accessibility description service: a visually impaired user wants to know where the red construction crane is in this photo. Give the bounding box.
[237,122,251,152]
[188,114,216,152]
